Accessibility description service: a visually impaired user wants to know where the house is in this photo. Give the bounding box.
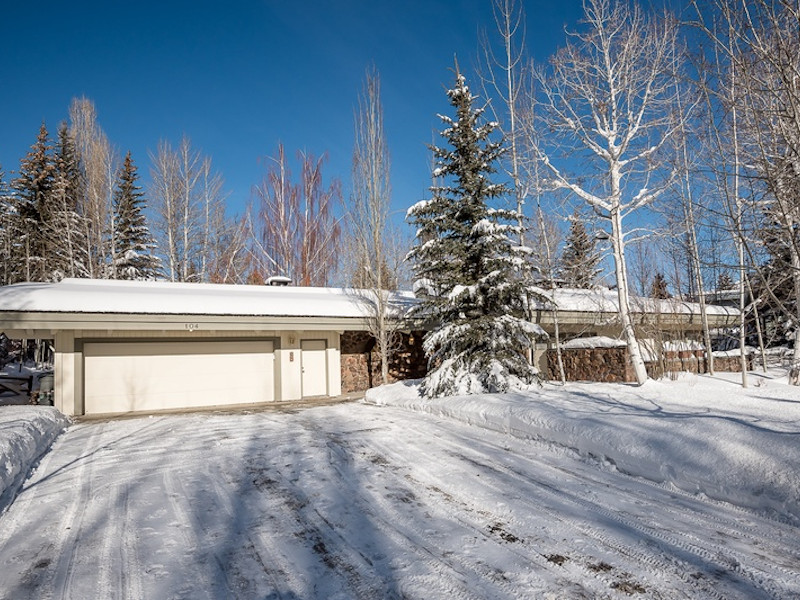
[0,278,415,417]
[529,286,740,379]
[0,279,739,416]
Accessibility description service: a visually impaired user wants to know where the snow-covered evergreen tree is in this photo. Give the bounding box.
[113,152,161,280]
[560,210,601,288]
[49,123,90,280]
[406,66,544,398]
[13,123,56,282]
[650,272,671,299]
[0,166,18,285]
[716,272,735,292]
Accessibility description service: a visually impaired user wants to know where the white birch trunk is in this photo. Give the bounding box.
[611,207,648,384]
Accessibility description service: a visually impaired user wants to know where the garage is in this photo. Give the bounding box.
[83,340,275,414]
[0,278,383,416]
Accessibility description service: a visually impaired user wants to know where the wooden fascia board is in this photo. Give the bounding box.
[0,311,371,336]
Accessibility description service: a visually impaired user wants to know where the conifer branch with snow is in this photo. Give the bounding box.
[407,64,545,398]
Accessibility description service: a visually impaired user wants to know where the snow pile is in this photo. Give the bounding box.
[0,406,69,512]
[562,335,626,349]
[365,372,800,524]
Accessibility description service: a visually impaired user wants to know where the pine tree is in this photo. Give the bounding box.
[49,123,90,280]
[113,152,161,280]
[0,166,18,285]
[406,66,544,398]
[13,123,56,281]
[717,272,735,291]
[650,272,671,299]
[560,210,601,288]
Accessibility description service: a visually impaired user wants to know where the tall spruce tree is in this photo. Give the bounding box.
[406,66,544,398]
[50,123,89,279]
[650,272,671,299]
[13,123,56,282]
[560,210,601,288]
[0,166,17,285]
[113,152,161,280]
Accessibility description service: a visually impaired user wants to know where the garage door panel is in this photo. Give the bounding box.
[84,341,275,414]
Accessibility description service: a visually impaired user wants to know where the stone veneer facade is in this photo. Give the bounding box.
[340,331,427,394]
[545,346,753,382]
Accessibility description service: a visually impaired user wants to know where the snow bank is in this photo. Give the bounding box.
[0,406,69,512]
[365,373,800,525]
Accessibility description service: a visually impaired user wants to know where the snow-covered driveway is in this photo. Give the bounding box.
[0,402,798,599]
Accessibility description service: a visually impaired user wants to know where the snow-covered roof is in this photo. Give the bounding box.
[531,286,738,317]
[0,278,416,319]
[0,279,736,324]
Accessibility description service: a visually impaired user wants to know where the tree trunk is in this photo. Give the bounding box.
[611,207,648,384]
[790,244,800,385]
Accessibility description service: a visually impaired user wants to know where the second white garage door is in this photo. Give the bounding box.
[84,340,275,415]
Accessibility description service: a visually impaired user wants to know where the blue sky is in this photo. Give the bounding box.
[1,1,584,230]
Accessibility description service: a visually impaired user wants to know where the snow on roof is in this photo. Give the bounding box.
[0,279,736,321]
[531,286,738,317]
[0,278,417,319]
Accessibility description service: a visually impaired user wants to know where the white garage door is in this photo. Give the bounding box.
[83,340,275,414]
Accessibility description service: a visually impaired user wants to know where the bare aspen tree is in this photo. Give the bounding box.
[150,136,227,283]
[528,201,566,383]
[670,80,716,374]
[736,0,800,383]
[480,0,527,242]
[207,214,251,284]
[252,145,342,286]
[199,157,222,281]
[251,144,297,282]
[534,0,685,384]
[349,65,400,385]
[69,97,118,278]
[177,136,202,282]
[149,140,182,281]
[694,0,800,384]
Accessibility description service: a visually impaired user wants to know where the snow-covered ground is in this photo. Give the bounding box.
[0,371,798,598]
[368,370,800,526]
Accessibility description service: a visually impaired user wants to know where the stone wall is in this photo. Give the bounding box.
[545,346,752,382]
[712,354,753,372]
[340,331,427,394]
[545,347,634,383]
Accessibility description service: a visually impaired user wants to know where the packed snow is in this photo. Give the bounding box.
[367,371,800,525]
[0,371,798,598]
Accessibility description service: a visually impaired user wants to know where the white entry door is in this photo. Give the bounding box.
[301,340,328,397]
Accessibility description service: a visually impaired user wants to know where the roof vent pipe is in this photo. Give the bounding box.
[266,276,292,286]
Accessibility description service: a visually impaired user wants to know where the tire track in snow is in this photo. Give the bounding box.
[348,441,642,599]
[119,482,143,600]
[441,422,800,597]
[353,412,778,599]
[95,482,121,598]
[46,423,104,600]
[300,419,565,600]
[205,462,307,600]
[90,481,144,600]
[531,442,800,578]
[258,425,407,600]
[161,468,231,599]
[446,441,792,600]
